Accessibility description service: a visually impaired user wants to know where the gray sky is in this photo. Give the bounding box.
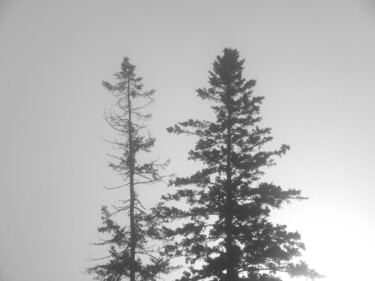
[0,1,374,281]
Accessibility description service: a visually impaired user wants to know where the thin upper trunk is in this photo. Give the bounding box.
[127,79,136,281]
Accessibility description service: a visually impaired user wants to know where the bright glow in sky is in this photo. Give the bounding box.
[1,1,375,281]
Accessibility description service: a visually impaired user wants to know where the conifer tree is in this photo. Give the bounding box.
[88,57,171,281]
[156,48,321,281]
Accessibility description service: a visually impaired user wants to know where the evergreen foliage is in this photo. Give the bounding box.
[88,57,171,281]
[155,48,321,281]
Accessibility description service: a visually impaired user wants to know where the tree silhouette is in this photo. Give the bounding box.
[88,57,171,281]
[155,48,321,281]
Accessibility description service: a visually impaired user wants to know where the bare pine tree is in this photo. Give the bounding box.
[88,57,171,281]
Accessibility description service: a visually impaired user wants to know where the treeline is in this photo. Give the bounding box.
[87,48,321,281]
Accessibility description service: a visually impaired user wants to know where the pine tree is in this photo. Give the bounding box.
[156,48,321,281]
[88,57,171,281]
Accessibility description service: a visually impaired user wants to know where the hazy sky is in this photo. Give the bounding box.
[1,1,374,281]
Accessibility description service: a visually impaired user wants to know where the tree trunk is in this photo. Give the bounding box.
[225,94,237,281]
[128,80,136,281]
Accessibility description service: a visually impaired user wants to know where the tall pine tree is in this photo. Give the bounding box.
[156,48,321,281]
[88,57,171,281]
